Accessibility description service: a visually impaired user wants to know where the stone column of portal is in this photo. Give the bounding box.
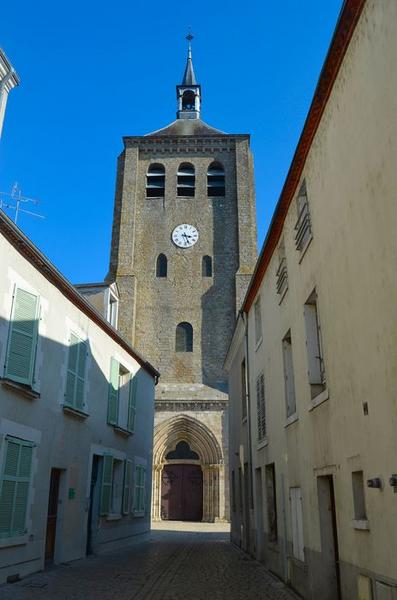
[217,464,225,521]
[152,465,162,521]
[212,465,219,522]
[202,466,210,522]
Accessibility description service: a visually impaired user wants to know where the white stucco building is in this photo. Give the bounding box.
[0,210,159,584]
[0,48,19,139]
[225,1,397,599]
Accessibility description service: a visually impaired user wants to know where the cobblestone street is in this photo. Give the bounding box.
[0,523,298,600]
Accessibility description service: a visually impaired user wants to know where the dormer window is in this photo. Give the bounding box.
[177,163,195,197]
[146,163,165,198]
[207,162,225,197]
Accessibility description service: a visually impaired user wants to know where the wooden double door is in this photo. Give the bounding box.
[161,464,203,521]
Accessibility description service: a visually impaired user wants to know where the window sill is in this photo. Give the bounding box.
[298,235,313,264]
[62,404,89,419]
[309,388,329,411]
[0,377,40,399]
[255,337,263,352]
[352,519,370,531]
[106,513,122,522]
[285,413,299,427]
[113,425,132,437]
[257,438,269,450]
[289,555,308,572]
[133,510,145,518]
[0,533,29,548]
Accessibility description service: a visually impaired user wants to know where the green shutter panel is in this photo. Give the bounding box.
[100,455,113,515]
[5,288,39,385]
[127,376,138,432]
[0,438,33,538]
[122,460,132,515]
[75,341,87,409]
[107,358,119,425]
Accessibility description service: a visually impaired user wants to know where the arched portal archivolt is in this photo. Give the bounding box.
[152,415,225,523]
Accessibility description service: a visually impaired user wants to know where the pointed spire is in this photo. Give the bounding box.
[182,32,197,86]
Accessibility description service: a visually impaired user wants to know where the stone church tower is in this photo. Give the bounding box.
[108,38,257,522]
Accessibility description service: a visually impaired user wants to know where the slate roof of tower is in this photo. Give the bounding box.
[145,119,225,136]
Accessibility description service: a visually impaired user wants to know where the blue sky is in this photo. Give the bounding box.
[0,0,342,283]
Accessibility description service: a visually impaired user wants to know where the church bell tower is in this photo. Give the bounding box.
[108,35,257,523]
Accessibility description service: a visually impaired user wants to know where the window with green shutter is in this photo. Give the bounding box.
[65,334,87,410]
[127,376,138,432]
[133,465,146,514]
[0,436,34,538]
[122,460,132,515]
[107,358,119,425]
[100,455,113,516]
[5,287,39,385]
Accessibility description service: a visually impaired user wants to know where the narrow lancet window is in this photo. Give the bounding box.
[156,254,167,278]
[202,255,212,277]
[175,322,193,352]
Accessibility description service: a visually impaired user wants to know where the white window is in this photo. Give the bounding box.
[304,290,326,399]
[133,465,146,515]
[4,287,39,386]
[282,330,296,419]
[64,333,87,412]
[294,180,312,253]
[254,297,262,346]
[107,358,138,433]
[290,487,305,562]
[107,291,118,328]
[0,436,34,539]
[256,373,266,442]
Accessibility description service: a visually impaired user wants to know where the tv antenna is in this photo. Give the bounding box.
[0,182,44,225]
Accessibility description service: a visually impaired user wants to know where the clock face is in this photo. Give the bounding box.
[172,224,199,248]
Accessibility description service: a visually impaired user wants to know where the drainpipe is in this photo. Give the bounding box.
[241,310,255,554]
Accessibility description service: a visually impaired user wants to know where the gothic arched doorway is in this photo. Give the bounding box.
[152,415,224,522]
[161,441,203,521]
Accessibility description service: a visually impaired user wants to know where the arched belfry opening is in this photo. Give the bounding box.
[152,415,225,522]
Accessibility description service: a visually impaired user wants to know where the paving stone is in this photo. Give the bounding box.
[0,524,298,600]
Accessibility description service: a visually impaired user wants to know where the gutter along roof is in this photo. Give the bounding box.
[243,0,366,314]
[0,210,160,380]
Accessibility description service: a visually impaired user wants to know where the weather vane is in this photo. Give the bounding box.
[186,29,194,43]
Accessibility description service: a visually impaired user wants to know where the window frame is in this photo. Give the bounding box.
[146,163,165,198]
[175,322,193,353]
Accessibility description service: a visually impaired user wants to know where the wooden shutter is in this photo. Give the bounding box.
[256,374,266,441]
[100,455,113,515]
[0,437,33,538]
[290,487,304,562]
[127,376,138,432]
[122,460,132,514]
[5,288,39,385]
[65,334,87,409]
[304,302,322,384]
[107,358,119,425]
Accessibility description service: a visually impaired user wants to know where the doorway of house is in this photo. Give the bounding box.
[45,468,62,562]
[161,464,203,521]
[317,475,342,600]
[86,455,100,555]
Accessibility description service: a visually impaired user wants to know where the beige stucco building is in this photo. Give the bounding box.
[0,211,158,584]
[225,1,397,599]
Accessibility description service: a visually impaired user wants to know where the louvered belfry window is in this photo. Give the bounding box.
[5,287,39,385]
[0,436,34,539]
[146,164,165,198]
[256,373,266,442]
[177,163,195,197]
[65,334,87,411]
[207,162,225,196]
